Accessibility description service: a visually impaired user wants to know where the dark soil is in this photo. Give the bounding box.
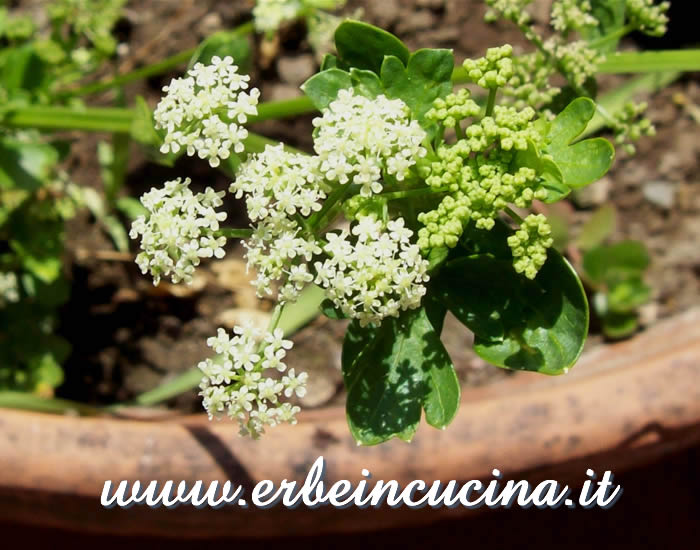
[53,0,700,410]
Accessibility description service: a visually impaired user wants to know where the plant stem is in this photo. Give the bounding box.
[2,105,134,133]
[586,24,635,50]
[54,48,196,98]
[598,49,700,73]
[0,392,103,416]
[485,87,497,117]
[53,20,257,98]
[216,228,253,239]
[379,186,448,201]
[505,206,525,224]
[251,96,316,122]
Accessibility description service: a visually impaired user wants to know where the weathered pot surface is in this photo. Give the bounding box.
[1,308,699,538]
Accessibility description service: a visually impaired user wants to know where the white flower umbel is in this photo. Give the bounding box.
[130,177,227,285]
[316,215,430,327]
[312,89,427,197]
[231,144,326,222]
[154,56,260,168]
[198,325,306,438]
[231,144,325,303]
[0,272,20,308]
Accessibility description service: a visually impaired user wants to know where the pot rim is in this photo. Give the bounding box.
[1,307,699,537]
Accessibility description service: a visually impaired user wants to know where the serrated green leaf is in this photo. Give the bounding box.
[301,68,352,110]
[335,20,410,75]
[546,97,614,190]
[343,306,457,444]
[436,245,588,375]
[381,49,454,137]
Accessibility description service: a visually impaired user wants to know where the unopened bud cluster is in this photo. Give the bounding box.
[507,213,554,279]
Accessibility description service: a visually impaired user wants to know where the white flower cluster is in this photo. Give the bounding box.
[231,144,326,303]
[154,56,260,168]
[198,325,307,438]
[0,272,20,308]
[316,216,430,327]
[130,177,227,285]
[312,89,427,197]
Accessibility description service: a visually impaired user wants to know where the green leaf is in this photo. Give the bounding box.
[349,68,383,99]
[601,311,638,339]
[301,68,352,110]
[343,306,458,444]
[335,20,410,75]
[581,0,627,53]
[607,277,651,313]
[421,298,460,429]
[513,140,567,203]
[582,240,649,284]
[0,138,59,192]
[435,247,588,375]
[188,31,252,74]
[0,44,48,94]
[320,298,348,320]
[115,196,148,220]
[576,204,617,251]
[546,97,614,190]
[381,49,454,136]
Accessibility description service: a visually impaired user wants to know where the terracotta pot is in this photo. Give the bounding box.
[1,308,699,538]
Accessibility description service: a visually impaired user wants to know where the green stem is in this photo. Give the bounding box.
[54,20,256,99]
[586,24,635,50]
[2,105,134,133]
[54,48,196,99]
[216,228,253,239]
[308,184,357,232]
[251,96,316,122]
[485,87,497,117]
[0,392,103,416]
[379,186,448,201]
[505,206,525,224]
[598,49,700,73]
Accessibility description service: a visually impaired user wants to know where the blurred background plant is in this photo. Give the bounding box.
[0,0,129,393]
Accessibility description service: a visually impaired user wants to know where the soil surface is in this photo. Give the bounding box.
[48,0,699,410]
